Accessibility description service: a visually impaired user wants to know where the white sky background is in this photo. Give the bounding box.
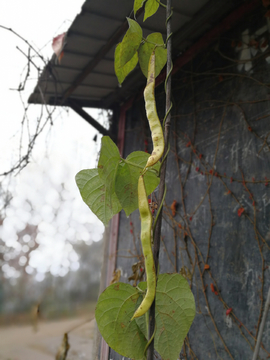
[0,1,106,282]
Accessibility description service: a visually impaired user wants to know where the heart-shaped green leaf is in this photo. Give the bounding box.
[75,169,121,226]
[95,282,147,360]
[134,0,146,15]
[96,274,195,360]
[115,151,160,216]
[144,0,159,21]
[154,273,196,360]
[138,33,167,78]
[118,18,142,68]
[115,45,138,84]
[98,136,120,194]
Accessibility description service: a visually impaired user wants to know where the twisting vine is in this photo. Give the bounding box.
[76,1,195,360]
[111,7,270,359]
[148,1,173,358]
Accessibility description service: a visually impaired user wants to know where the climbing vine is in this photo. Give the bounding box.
[76,1,195,360]
[111,6,270,359]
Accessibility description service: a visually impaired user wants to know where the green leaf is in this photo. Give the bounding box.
[118,18,142,68]
[154,274,196,360]
[144,0,159,21]
[75,169,121,226]
[98,136,120,194]
[138,33,167,78]
[134,0,146,15]
[95,282,147,360]
[115,45,138,84]
[115,151,160,216]
[96,274,195,359]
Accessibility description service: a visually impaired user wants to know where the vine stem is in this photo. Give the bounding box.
[252,287,270,360]
[121,158,158,175]
[147,0,172,359]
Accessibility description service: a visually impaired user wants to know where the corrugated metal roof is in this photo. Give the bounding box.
[28,0,245,109]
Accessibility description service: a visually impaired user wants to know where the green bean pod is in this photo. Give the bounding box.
[131,175,156,320]
[143,51,164,170]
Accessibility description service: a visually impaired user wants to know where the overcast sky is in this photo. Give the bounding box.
[0,0,106,282]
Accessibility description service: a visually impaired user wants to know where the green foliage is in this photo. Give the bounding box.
[115,151,160,216]
[98,136,120,194]
[133,0,159,20]
[115,47,138,85]
[144,0,160,21]
[114,17,167,84]
[154,274,196,360]
[75,3,196,359]
[134,0,146,15]
[95,282,147,359]
[95,274,195,360]
[114,18,142,84]
[76,138,160,225]
[138,33,167,78]
[120,18,142,67]
[75,169,121,226]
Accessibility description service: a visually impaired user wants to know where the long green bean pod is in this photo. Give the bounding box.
[143,51,164,170]
[131,175,156,320]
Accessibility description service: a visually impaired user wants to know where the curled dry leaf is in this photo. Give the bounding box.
[179,266,192,281]
[237,207,245,217]
[55,333,70,360]
[128,261,145,286]
[110,269,121,284]
[171,200,177,217]
[226,308,233,316]
[52,33,66,63]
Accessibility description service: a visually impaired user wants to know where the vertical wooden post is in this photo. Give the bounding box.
[100,104,127,360]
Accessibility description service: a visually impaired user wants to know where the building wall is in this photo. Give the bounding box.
[109,10,270,360]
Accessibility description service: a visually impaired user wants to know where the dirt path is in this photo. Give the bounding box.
[0,316,95,360]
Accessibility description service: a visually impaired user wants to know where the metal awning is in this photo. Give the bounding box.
[28,0,250,110]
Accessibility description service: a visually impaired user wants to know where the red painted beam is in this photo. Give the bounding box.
[100,101,129,360]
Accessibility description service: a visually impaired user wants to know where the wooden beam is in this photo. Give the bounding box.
[68,100,112,136]
[61,9,143,102]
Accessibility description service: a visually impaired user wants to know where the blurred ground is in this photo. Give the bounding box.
[0,316,95,360]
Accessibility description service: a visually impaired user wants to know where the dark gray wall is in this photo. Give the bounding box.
[110,10,270,360]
